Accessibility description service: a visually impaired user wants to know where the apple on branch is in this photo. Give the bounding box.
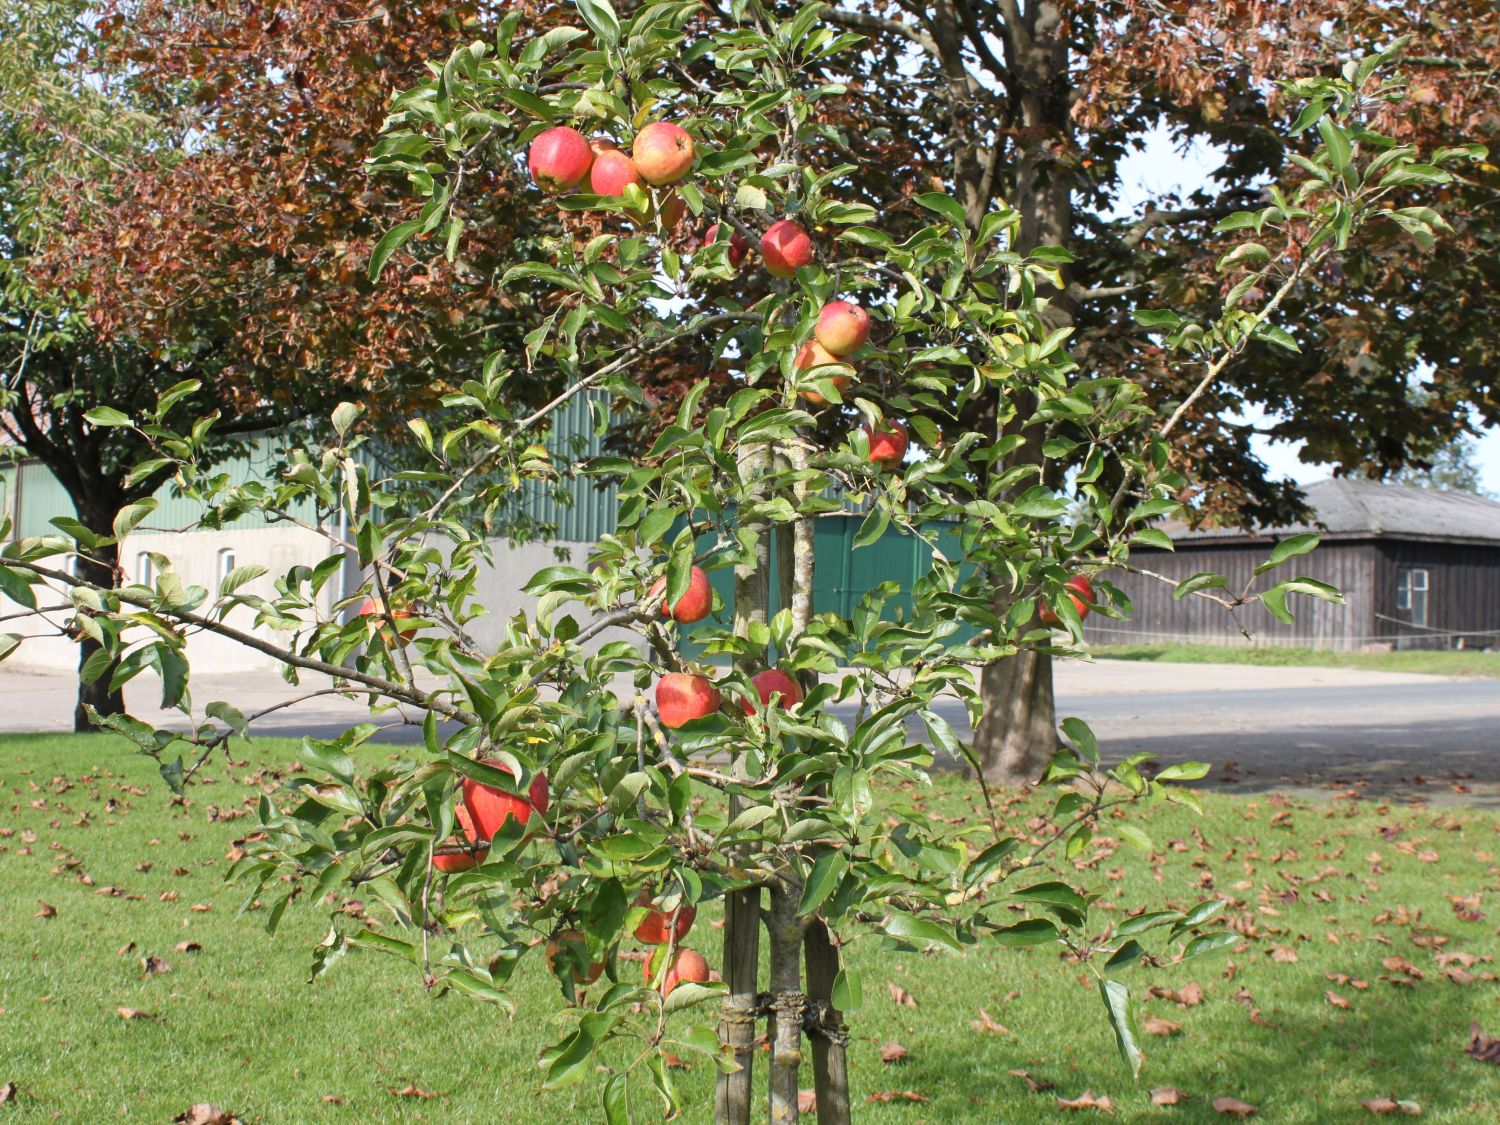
[1039,574,1095,626]
[761,219,813,278]
[528,125,592,192]
[862,421,909,470]
[461,758,549,843]
[647,565,713,623]
[655,672,721,729]
[632,121,695,185]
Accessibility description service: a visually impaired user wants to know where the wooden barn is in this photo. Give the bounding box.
[1099,479,1500,652]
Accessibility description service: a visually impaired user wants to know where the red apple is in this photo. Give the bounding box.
[1040,574,1095,626]
[357,597,418,643]
[589,146,642,196]
[744,668,802,714]
[761,219,814,278]
[795,340,853,406]
[815,300,871,355]
[646,946,711,998]
[546,929,604,984]
[632,121,695,185]
[704,223,748,267]
[633,889,698,944]
[431,802,488,873]
[528,126,593,192]
[656,673,722,729]
[461,757,549,843]
[647,566,713,623]
[863,422,909,469]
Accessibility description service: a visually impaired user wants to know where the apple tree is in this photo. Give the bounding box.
[0,3,1479,1122]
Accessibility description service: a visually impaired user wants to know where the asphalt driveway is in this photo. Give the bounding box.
[2,660,1496,807]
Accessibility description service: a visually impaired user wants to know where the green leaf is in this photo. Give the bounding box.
[368,220,423,281]
[988,918,1059,947]
[84,406,132,428]
[113,499,159,539]
[1173,572,1228,600]
[1154,761,1211,782]
[574,0,621,46]
[883,913,961,952]
[1099,978,1142,1078]
[913,192,968,228]
[798,850,846,917]
[1317,116,1352,175]
[1253,532,1319,575]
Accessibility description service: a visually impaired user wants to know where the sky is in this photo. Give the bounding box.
[1116,124,1500,496]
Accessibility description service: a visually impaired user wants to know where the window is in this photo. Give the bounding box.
[1396,568,1429,627]
[135,552,156,588]
[217,548,237,586]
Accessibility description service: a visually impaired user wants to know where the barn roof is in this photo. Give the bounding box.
[1169,478,1500,546]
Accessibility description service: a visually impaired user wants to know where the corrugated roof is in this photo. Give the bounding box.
[1168,478,1500,545]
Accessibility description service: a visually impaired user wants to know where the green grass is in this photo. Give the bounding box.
[1,733,1498,1122]
[1092,641,1500,678]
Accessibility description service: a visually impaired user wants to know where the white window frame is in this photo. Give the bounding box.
[135,552,156,588]
[1396,567,1429,627]
[216,547,238,586]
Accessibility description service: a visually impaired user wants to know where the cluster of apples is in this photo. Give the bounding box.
[431,758,549,873]
[795,299,907,470]
[632,889,710,997]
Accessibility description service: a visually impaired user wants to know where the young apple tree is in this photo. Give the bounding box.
[0,4,1479,1122]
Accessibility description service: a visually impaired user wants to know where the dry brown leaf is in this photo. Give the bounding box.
[190,903,213,913]
[1151,1087,1184,1106]
[175,941,202,954]
[1213,1096,1257,1117]
[1143,1016,1182,1037]
[171,1104,242,1125]
[1326,990,1351,1009]
[0,1082,15,1105]
[388,1084,437,1098]
[797,1090,817,1114]
[1057,1090,1112,1111]
[970,1008,1011,1035]
[865,1090,929,1104]
[1009,1069,1055,1094]
[1361,1097,1422,1115]
[35,901,56,919]
[662,1052,690,1070]
[319,1094,343,1104]
[1466,1022,1500,1064]
[887,981,918,1008]
[116,1007,155,1021]
[879,1040,909,1064]
[142,955,173,977]
[1270,946,1299,963]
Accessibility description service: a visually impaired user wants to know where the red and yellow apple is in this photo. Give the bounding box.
[356,597,418,644]
[461,757,549,843]
[646,947,711,998]
[589,144,643,196]
[632,121,695,185]
[528,126,593,192]
[761,219,814,278]
[546,929,605,984]
[704,223,748,267]
[1039,574,1095,626]
[814,300,871,355]
[863,422,909,469]
[655,673,722,729]
[744,668,803,714]
[795,340,853,406]
[647,566,713,623]
[633,889,698,944]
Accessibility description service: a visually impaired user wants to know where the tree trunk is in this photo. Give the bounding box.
[973,639,1055,784]
[767,880,807,1124]
[72,530,123,731]
[802,920,850,1125]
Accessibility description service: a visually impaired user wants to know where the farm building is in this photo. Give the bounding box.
[1097,478,1500,652]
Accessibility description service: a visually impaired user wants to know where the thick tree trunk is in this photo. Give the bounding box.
[72,530,124,731]
[973,640,1056,784]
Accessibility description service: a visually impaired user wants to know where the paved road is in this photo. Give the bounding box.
[3,661,1496,807]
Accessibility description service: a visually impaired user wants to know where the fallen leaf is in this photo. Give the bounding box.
[36,901,56,919]
[1466,1023,1500,1065]
[1361,1097,1422,1115]
[1152,1087,1184,1106]
[887,982,918,1008]
[388,1084,437,1098]
[880,1040,909,1064]
[797,1090,817,1113]
[1326,990,1351,1009]
[0,1082,15,1105]
[116,942,138,957]
[171,1105,242,1125]
[320,1094,343,1104]
[1009,1069,1055,1094]
[116,1007,156,1021]
[865,1091,928,1104]
[970,1008,1011,1035]
[1270,947,1299,963]
[662,1052,690,1070]
[1057,1090,1112,1111]
[1213,1096,1257,1117]
[175,941,202,954]
[142,955,173,977]
[1144,1016,1182,1036]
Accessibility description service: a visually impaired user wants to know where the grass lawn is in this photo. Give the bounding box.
[1092,642,1500,679]
[1,733,1497,1123]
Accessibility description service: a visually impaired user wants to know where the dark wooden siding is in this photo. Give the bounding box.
[1373,540,1500,650]
[1096,540,1377,651]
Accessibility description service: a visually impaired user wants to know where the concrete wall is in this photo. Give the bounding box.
[1,530,642,676]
